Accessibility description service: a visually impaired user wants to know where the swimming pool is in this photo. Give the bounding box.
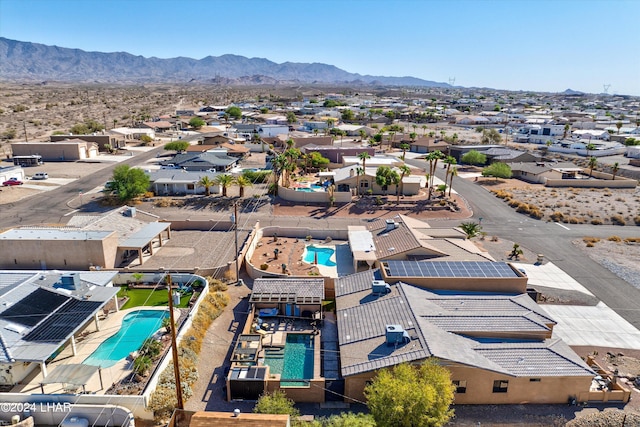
[295,184,324,192]
[263,333,314,386]
[303,245,336,266]
[83,309,169,368]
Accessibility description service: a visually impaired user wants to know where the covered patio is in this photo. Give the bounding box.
[118,222,171,266]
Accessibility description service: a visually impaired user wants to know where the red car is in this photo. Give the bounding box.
[2,178,23,186]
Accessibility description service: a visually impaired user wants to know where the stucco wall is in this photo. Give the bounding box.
[0,233,119,270]
[545,171,637,188]
[344,364,593,405]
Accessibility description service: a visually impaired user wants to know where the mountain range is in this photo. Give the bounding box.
[0,37,450,87]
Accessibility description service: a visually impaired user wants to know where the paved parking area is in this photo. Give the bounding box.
[543,302,640,349]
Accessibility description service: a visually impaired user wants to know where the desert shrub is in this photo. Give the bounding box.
[260,263,269,270]
[586,242,595,247]
[508,199,521,208]
[550,211,564,222]
[624,237,640,243]
[143,191,154,198]
[516,204,530,214]
[493,189,513,200]
[568,217,581,224]
[611,215,626,226]
[634,216,640,226]
[148,283,229,421]
[607,236,622,242]
[208,278,228,292]
[529,209,543,219]
[583,237,600,245]
[591,218,604,225]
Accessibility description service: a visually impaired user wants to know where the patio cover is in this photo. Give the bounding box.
[41,363,99,386]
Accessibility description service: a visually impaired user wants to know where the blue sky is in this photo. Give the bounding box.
[1,0,638,95]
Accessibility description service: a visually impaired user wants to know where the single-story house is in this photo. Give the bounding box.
[162,152,238,172]
[483,148,541,164]
[50,134,124,150]
[109,127,155,141]
[148,169,220,196]
[141,121,177,133]
[332,165,421,196]
[299,144,375,164]
[509,162,583,184]
[10,140,99,161]
[0,206,171,269]
[335,271,595,404]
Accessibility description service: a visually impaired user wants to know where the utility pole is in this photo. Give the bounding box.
[23,122,28,142]
[233,202,240,284]
[166,274,184,409]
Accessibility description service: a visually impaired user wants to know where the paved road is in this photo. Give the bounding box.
[0,147,164,228]
[407,158,640,330]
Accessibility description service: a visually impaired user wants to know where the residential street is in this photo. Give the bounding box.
[407,158,640,329]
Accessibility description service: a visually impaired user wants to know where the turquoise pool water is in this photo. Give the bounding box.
[83,310,169,368]
[295,184,324,192]
[264,334,314,386]
[303,245,336,266]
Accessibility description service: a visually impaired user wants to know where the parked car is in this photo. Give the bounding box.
[2,178,23,186]
[32,172,49,180]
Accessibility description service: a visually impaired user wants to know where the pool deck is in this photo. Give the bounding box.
[13,306,177,396]
[301,243,355,278]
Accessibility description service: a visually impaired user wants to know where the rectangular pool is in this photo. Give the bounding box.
[263,333,314,386]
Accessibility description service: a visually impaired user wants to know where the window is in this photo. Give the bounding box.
[452,380,467,393]
[529,378,541,382]
[360,181,369,188]
[493,380,509,393]
[187,184,195,190]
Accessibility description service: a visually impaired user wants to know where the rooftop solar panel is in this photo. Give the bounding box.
[23,299,102,342]
[385,261,519,278]
[0,288,69,327]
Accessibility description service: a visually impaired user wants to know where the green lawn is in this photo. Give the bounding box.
[118,287,193,310]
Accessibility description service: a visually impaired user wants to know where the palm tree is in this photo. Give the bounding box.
[412,124,417,134]
[616,121,623,134]
[443,155,456,187]
[397,164,411,202]
[358,129,366,142]
[400,143,410,160]
[587,156,597,178]
[611,162,619,180]
[563,123,571,139]
[459,221,482,239]
[198,176,215,196]
[421,125,427,136]
[448,166,458,198]
[214,174,234,197]
[585,142,596,157]
[426,150,444,199]
[313,128,319,136]
[355,166,365,197]
[358,151,371,172]
[235,175,252,197]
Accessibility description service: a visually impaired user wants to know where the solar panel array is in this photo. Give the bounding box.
[23,299,102,342]
[385,261,518,278]
[0,288,69,326]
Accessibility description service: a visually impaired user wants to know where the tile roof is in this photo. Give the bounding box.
[475,339,595,376]
[251,278,324,303]
[336,279,592,378]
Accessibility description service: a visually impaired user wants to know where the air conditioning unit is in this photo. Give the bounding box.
[386,324,409,346]
[372,280,391,295]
